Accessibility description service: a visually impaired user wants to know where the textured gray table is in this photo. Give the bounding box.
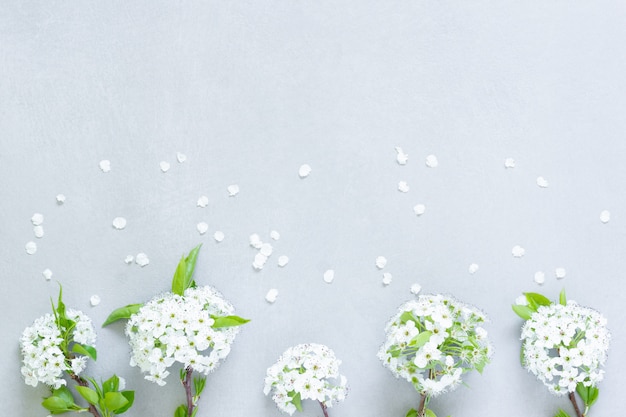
[2,2,624,416]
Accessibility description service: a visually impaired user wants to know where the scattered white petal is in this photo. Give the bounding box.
[90,295,101,307]
[25,241,37,255]
[176,152,187,163]
[249,233,263,249]
[33,225,44,238]
[398,181,410,193]
[213,231,225,242]
[278,255,289,267]
[197,196,209,208]
[135,253,149,267]
[298,164,312,178]
[512,245,525,258]
[42,269,53,280]
[413,204,426,216]
[124,255,134,264]
[323,269,335,284]
[196,222,209,235]
[600,210,611,224]
[270,230,280,241]
[31,213,44,226]
[395,147,409,165]
[56,194,66,204]
[112,217,127,230]
[227,184,239,196]
[375,256,387,269]
[555,267,567,279]
[382,273,393,286]
[504,158,516,169]
[99,160,111,172]
[534,271,545,285]
[515,295,528,306]
[265,289,279,303]
[260,243,273,257]
[468,263,479,274]
[425,154,438,168]
[410,283,422,295]
[536,176,549,188]
[253,253,268,270]
[160,161,170,172]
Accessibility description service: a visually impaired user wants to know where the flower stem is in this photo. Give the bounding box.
[569,392,584,417]
[69,374,103,417]
[417,393,428,417]
[319,401,329,417]
[182,366,196,417]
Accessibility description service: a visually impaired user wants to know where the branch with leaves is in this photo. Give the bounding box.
[378,293,492,417]
[512,289,610,417]
[20,285,134,417]
[103,244,250,417]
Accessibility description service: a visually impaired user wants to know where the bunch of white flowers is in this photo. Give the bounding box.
[264,343,348,416]
[125,285,240,386]
[20,309,96,389]
[378,294,492,398]
[519,301,610,395]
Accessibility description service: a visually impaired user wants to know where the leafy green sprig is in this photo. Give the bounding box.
[25,286,134,417]
[512,289,609,417]
[104,244,250,417]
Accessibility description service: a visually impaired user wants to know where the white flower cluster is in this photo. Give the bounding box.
[264,343,348,415]
[378,294,492,397]
[125,286,240,386]
[520,301,610,395]
[20,309,96,389]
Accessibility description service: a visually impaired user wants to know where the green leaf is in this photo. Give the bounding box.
[400,311,417,325]
[172,245,203,295]
[72,343,97,361]
[576,382,589,403]
[588,386,599,406]
[104,391,129,411]
[554,408,572,417]
[102,375,119,394]
[211,315,250,328]
[559,288,567,306]
[290,391,303,412]
[520,343,526,366]
[54,386,75,405]
[194,376,206,396]
[42,387,78,413]
[411,331,433,350]
[174,405,187,417]
[115,391,135,414]
[405,409,418,417]
[512,304,534,320]
[525,292,551,307]
[102,304,143,327]
[76,386,99,406]
[576,383,599,407]
[425,409,438,417]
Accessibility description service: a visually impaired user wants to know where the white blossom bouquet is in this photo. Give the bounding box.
[378,293,492,417]
[512,290,610,417]
[104,244,249,417]
[20,286,134,417]
[264,343,348,416]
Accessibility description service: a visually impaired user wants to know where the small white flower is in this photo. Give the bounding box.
[249,234,262,249]
[56,194,66,204]
[468,263,479,274]
[555,268,566,279]
[278,255,289,267]
[270,230,281,241]
[124,255,134,264]
[197,222,209,235]
[42,269,53,280]
[31,213,44,226]
[395,147,409,165]
[534,271,545,285]
[213,231,225,242]
[323,270,335,284]
[375,256,387,269]
[90,295,101,306]
[410,283,422,295]
[382,273,393,286]
[33,225,44,238]
[176,152,187,163]
[160,161,170,172]
[504,158,516,169]
[265,289,279,303]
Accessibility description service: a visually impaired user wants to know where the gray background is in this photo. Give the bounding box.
[1,1,625,416]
